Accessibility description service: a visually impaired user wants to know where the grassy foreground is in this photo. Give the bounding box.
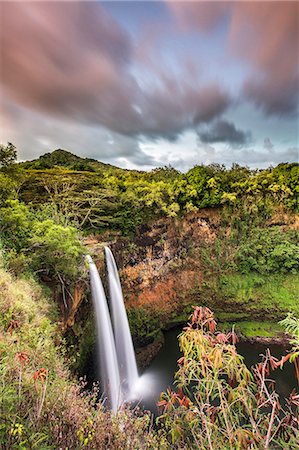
[0,266,163,449]
[1,265,299,449]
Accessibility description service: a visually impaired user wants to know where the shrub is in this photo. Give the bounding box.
[0,267,166,449]
[158,307,299,449]
[127,307,160,346]
[0,200,33,252]
[236,227,299,274]
[30,219,85,285]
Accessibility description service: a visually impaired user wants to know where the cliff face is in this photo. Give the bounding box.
[64,209,220,369]
[66,207,298,371]
[101,209,222,348]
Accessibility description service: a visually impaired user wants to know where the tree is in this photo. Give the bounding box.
[0,200,33,252]
[30,219,85,283]
[0,142,17,169]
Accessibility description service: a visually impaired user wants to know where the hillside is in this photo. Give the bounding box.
[0,264,162,448]
[19,148,124,172]
[15,150,299,235]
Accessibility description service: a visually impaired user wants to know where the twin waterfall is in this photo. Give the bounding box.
[86,248,138,412]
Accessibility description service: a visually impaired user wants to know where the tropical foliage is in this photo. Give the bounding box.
[236,227,299,274]
[158,307,299,449]
[0,266,165,449]
[16,148,298,235]
[2,278,298,449]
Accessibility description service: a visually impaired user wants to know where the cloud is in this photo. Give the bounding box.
[0,1,231,141]
[167,1,228,33]
[284,147,299,162]
[144,130,298,171]
[195,142,298,169]
[1,0,297,168]
[263,138,274,152]
[227,147,299,167]
[231,2,299,116]
[198,120,250,146]
[0,98,162,169]
[167,1,299,117]
[2,98,296,171]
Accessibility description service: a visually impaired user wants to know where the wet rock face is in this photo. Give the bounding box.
[68,209,221,365]
[103,210,221,348]
[135,332,164,369]
[115,210,219,300]
[111,209,219,271]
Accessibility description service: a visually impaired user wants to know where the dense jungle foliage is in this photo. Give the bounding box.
[0,143,299,448]
[16,148,299,236]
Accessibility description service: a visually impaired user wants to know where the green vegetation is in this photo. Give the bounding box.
[0,265,165,449]
[20,148,115,172]
[0,145,298,447]
[1,145,297,337]
[236,227,299,274]
[127,307,161,346]
[0,198,85,294]
[224,321,283,338]
[179,222,297,339]
[158,307,299,449]
[0,142,17,169]
[1,269,298,448]
[16,148,298,236]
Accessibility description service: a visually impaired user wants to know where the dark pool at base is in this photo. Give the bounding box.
[138,328,297,414]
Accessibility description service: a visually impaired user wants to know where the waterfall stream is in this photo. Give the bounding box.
[86,248,138,411]
[105,247,139,399]
[86,255,122,412]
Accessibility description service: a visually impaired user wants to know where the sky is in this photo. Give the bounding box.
[0,0,298,171]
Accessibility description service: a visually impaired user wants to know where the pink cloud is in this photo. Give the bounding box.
[0,1,231,139]
[167,1,299,116]
[1,0,297,150]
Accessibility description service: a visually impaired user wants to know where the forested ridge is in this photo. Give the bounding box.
[13,147,299,233]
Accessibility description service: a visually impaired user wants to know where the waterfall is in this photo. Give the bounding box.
[104,246,139,399]
[86,255,122,413]
[86,248,139,411]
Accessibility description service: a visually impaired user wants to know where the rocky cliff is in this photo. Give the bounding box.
[66,207,298,371]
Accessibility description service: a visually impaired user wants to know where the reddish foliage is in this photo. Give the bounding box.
[7,320,20,335]
[288,389,299,407]
[157,387,191,413]
[16,351,29,366]
[227,330,238,345]
[216,333,229,344]
[293,357,299,384]
[189,306,217,333]
[33,368,48,382]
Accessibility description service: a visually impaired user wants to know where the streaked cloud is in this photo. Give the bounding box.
[1,1,231,141]
[167,1,299,116]
[0,1,298,168]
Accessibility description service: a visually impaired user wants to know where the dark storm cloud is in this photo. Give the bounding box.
[168,1,299,117]
[243,77,299,117]
[0,1,231,141]
[198,120,250,145]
